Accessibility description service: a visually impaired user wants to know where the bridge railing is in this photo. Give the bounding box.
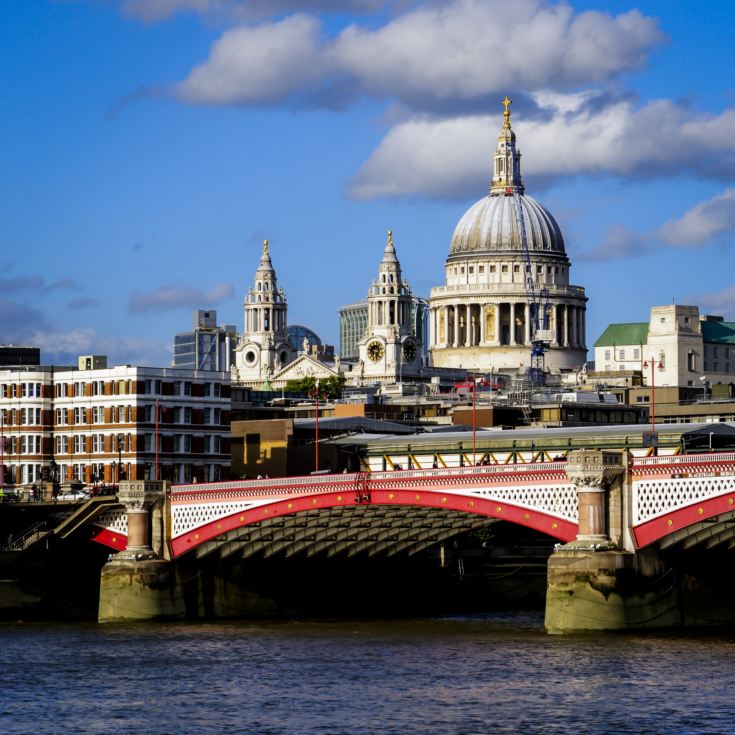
[633,451,735,467]
[170,461,567,498]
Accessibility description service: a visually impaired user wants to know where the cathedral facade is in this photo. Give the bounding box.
[428,100,587,374]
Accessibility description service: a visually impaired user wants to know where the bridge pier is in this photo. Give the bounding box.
[99,481,186,622]
[545,450,679,633]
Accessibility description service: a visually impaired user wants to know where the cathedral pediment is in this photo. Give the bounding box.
[272,354,339,384]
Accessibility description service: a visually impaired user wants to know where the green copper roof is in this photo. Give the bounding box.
[594,323,649,348]
[702,320,735,344]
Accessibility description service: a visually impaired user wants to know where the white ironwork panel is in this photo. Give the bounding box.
[96,509,128,535]
[634,476,735,525]
[461,483,578,522]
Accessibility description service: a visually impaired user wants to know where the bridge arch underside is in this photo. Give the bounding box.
[173,492,576,560]
[655,509,735,553]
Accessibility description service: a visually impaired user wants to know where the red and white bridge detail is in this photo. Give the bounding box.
[92,452,735,558]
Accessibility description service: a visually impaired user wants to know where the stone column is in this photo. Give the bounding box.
[495,304,501,346]
[565,449,624,544]
[524,303,531,345]
[98,480,184,622]
[116,480,165,560]
[563,304,569,347]
[509,302,516,345]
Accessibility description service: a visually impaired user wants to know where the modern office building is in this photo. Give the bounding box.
[173,310,238,372]
[0,345,41,367]
[0,361,232,487]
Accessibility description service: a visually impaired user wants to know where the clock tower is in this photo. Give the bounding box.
[233,240,296,385]
[357,230,422,382]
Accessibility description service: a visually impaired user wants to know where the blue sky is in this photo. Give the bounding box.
[2,0,735,366]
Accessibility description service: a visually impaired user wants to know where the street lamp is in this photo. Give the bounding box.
[642,357,664,435]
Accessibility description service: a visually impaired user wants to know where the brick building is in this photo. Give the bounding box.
[0,361,231,488]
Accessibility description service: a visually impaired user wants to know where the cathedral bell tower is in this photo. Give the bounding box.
[358,230,422,382]
[233,240,296,384]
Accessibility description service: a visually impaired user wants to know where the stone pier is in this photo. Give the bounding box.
[98,480,186,622]
[545,450,678,633]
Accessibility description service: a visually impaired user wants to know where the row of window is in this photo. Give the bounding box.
[53,406,223,425]
[1,408,43,426]
[1,382,44,398]
[452,264,563,277]
[53,433,223,455]
[52,380,225,398]
[1,435,43,454]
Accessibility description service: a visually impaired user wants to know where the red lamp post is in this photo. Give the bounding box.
[472,370,477,465]
[642,357,664,434]
[314,379,320,473]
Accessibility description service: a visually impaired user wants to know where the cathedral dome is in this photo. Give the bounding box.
[448,193,565,258]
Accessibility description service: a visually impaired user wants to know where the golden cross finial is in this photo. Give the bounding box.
[387,228,393,247]
[502,95,512,129]
[263,239,269,255]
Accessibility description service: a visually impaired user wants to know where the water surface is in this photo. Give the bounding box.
[2,614,734,734]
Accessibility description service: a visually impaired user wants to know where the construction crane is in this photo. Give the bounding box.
[505,138,551,386]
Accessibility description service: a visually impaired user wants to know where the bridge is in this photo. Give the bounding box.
[88,447,735,630]
[91,451,735,557]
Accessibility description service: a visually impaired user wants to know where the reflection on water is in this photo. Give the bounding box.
[2,614,735,734]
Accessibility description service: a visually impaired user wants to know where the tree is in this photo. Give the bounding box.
[283,375,346,399]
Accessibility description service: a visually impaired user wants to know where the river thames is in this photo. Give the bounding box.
[2,613,734,734]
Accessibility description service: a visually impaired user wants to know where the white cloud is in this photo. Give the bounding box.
[29,327,170,367]
[690,284,735,321]
[659,189,735,246]
[580,188,735,262]
[175,15,325,105]
[174,0,664,109]
[129,282,234,313]
[349,96,735,199]
[332,1,662,107]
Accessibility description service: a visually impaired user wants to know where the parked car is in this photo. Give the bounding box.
[0,488,20,503]
[56,488,90,502]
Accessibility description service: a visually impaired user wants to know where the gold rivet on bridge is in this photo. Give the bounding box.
[112,536,117,543]
[415,494,420,501]
[263,509,268,515]
[469,501,474,508]
[240,516,245,521]
[287,503,292,509]
[730,498,734,505]
[496,506,502,513]
[388,493,394,500]
[524,513,529,520]
[551,523,557,530]
[337,495,342,501]
[217,523,222,529]
[441,497,447,504]
[697,507,704,515]
[195,533,199,540]
[667,519,673,526]
[312,499,317,505]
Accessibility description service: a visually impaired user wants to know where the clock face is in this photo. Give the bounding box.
[403,340,416,361]
[367,340,384,362]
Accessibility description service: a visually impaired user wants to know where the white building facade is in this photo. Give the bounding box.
[594,304,735,388]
